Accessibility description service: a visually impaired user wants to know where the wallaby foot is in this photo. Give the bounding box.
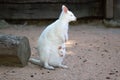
[59,64,68,69]
[44,62,55,70]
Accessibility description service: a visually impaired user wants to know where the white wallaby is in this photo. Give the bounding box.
[29,5,76,70]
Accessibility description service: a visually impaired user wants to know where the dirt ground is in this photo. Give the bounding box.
[0,20,120,80]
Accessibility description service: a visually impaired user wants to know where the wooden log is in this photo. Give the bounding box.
[0,34,31,67]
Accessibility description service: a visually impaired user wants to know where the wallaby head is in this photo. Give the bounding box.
[59,5,76,22]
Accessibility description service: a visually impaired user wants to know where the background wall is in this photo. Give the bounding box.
[0,0,103,19]
[114,0,120,20]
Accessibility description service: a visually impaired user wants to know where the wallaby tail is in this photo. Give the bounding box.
[29,58,42,66]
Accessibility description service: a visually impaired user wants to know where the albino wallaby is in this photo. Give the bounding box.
[29,5,76,70]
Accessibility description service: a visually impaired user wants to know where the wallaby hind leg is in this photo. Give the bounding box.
[42,48,55,70]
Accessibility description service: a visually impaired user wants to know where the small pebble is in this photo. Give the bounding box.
[104,42,106,45]
[30,75,34,78]
[83,59,87,63]
[115,75,118,77]
[88,49,91,51]
[108,57,111,59]
[75,43,78,45]
[77,56,82,59]
[34,73,37,75]
[116,71,118,73]
[47,71,50,73]
[103,37,106,39]
[3,73,6,75]
[109,72,115,75]
[106,77,110,79]
[82,32,85,34]
[101,54,104,56]
[41,72,44,75]
[103,49,109,53]
[89,44,92,46]
[96,63,98,65]
[11,71,15,73]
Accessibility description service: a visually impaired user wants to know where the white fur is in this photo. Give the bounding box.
[30,5,76,70]
[58,43,66,57]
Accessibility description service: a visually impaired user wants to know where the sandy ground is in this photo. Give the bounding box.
[0,21,120,80]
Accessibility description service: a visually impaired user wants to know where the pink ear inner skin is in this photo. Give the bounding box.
[63,6,68,13]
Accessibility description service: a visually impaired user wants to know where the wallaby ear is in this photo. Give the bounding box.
[62,5,68,13]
